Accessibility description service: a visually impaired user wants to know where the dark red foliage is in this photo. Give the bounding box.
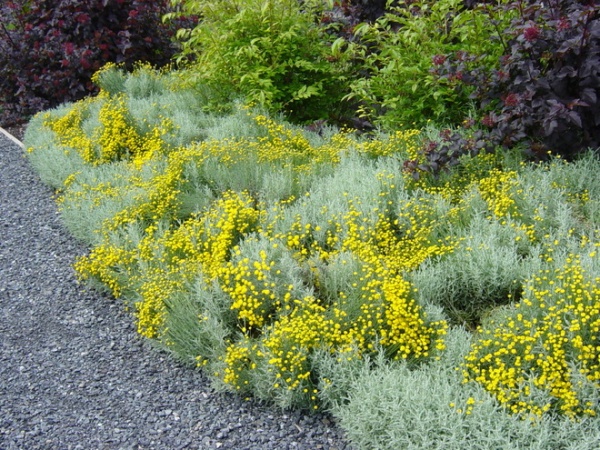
[522,24,540,41]
[434,0,600,161]
[405,127,496,180]
[0,0,195,127]
[432,54,447,66]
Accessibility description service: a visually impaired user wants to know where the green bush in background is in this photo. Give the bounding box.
[340,0,513,129]
[165,0,353,122]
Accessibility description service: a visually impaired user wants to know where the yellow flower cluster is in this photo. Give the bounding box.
[74,242,136,298]
[355,129,422,159]
[57,178,125,211]
[135,266,183,338]
[96,95,142,163]
[76,188,261,339]
[109,148,196,229]
[263,210,336,261]
[379,275,447,358]
[337,202,451,358]
[219,248,292,329]
[223,338,257,390]
[254,115,346,171]
[216,190,451,399]
[133,191,261,338]
[262,296,343,409]
[464,251,600,419]
[477,169,522,220]
[449,397,479,416]
[42,100,95,162]
[161,191,261,277]
[90,61,121,89]
[43,87,173,167]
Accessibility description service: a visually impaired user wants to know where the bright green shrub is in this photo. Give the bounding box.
[166,0,352,122]
[341,0,513,129]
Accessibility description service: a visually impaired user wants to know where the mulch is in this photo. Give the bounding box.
[5,124,26,142]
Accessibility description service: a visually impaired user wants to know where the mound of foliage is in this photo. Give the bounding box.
[23,66,600,448]
[0,0,194,127]
[164,0,359,123]
[334,0,514,129]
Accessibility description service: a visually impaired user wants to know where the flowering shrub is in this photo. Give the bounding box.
[71,124,450,406]
[24,63,600,435]
[27,67,456,408]
[42,88,174,166]
[464,248,600,419]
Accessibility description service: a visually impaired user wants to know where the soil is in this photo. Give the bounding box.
[5,123,26,142]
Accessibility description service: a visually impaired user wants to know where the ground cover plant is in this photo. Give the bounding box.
[19,0,600,448]
[23,62,600,448]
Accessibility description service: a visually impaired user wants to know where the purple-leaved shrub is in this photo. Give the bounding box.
[434,0,600,160]
[0,0,194,127]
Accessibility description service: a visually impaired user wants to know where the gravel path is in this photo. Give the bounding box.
[0,131,352,450]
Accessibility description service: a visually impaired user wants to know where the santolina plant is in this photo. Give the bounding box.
[464,243,600,420]
[23,65,600,446]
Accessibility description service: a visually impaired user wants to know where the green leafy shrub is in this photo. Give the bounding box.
[166,0,353,123]
[339,0,512,130]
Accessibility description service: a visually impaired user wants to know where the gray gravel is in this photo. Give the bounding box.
[0,132,352,450]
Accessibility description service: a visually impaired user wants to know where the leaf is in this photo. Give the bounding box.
[260,0,271,16]
[352,22,370,37]
[293,85,320,100]
[330,37,345,57]
[568,111,582,128]
[581,88,597,105]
